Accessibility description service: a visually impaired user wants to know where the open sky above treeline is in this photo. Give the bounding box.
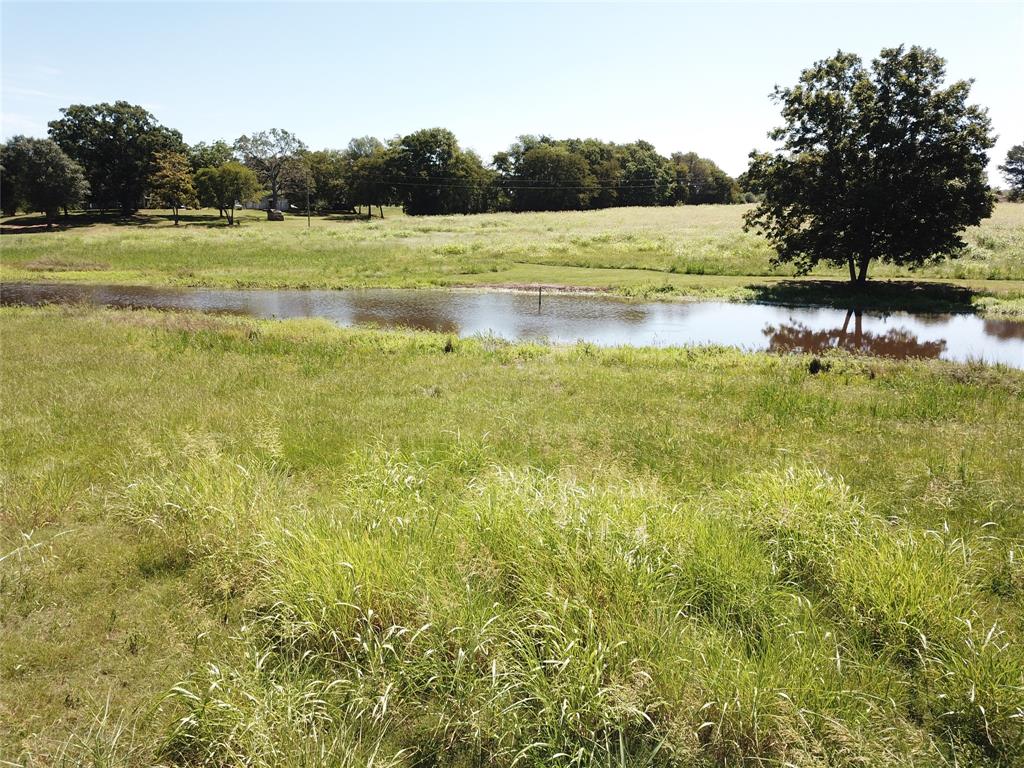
[2,1,1021,183]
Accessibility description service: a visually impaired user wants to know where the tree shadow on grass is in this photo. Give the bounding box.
[747,279,979,314]
[1,211,239,234]
[322,212,380,222]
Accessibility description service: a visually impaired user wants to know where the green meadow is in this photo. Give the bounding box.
[3,203,1024,314]
[2,305,1022,766]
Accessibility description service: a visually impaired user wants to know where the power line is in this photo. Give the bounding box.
[356,178,677,191]
[366,172,675,184]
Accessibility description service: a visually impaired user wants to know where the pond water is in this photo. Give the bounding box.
[3,282,1022,368]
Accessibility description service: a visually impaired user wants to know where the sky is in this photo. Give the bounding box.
[2,1,1022,182]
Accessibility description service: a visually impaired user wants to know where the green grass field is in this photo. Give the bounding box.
[2,305,1022,766]
[3,204,1024,315]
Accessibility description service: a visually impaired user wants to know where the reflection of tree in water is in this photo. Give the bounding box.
[764,309,947,360]
[349,299,460,334]
[983,319,1024,341]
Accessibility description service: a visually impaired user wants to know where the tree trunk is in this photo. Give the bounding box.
[840,308,853,338]
[847,257,857,283]
[173,206,179,226]
[63,205,69,220]
[379,205,384,219]
[856,257,870,284]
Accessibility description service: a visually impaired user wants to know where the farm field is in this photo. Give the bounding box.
[2,305,1022,766]
[3,203,1024,315]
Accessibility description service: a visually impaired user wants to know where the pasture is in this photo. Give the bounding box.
[2,305,1022,766]
[3,203,1024,314]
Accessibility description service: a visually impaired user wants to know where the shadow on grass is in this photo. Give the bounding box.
[322,212,382,222]
[0,211,249,234]
[747,279,979,314]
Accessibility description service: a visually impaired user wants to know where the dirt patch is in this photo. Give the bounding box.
[23,257,111,272]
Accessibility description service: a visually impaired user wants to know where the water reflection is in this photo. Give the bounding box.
[765,309,947,359]
[984,319,1024,341]
[2,282,1021,368]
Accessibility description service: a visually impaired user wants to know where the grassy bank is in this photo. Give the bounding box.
[3,204,1023,315]
[2,305,1022,766]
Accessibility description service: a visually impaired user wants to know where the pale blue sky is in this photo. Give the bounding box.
[2,1,1022,181]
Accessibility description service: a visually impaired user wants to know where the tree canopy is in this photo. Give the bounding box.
[188,140,234,174]
[388,128,493,216]
[493,136,734,212]
[31,102,765,220]
[1000,143,1024,201]
[149,151,198,225]
[47,101,184,214]
[234,129,306,211]
[1,136,89,227]
[195,162,263,224]
[743,46,994,283]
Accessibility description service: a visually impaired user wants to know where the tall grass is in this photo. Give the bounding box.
[3,306,1022,765]
[136,445,1020,766]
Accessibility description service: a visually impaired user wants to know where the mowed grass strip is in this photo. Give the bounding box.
[1,306,1022,765]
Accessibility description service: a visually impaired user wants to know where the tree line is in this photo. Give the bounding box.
[1,102,754,224]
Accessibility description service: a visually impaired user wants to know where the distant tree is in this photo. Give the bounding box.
[744,46,994,283]
[149,151,198,225]
[1,136,32,216]
[1000,143,1024,201]
[513,145,596,211]
[48,101,184,214]
[388,128,492,215]
[617,141,673,206]
[299,149,351,212]
[341,136,388,216]
[345,135,385,160]
[233,129,306,213]
[348,150,395,218]
[187,140,234,174]
[195,162,262,225]
[4,137,89,228]
[494,137,733,211]
[670,152,737,204]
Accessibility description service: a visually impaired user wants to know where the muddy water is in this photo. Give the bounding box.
[3,282,1022,368]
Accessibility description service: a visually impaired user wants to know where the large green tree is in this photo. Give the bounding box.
[670,152,737,205]
[2,137,89,228]
[999,143,1024,201]
[233,129,306,213]
[388,128,492,215]
[48,101,184,214]
[345,138,394,218]
[617,141,673,207]
[494,137,729,211]
[744,46,994,283]
[1,136,32,216]
[195,162,262,225]
[513,144,597,211]
[187,140,234,174]
[293,149,352,213]
[149,151,198,225]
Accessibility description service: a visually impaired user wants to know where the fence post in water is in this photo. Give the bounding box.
[538,285,542,309]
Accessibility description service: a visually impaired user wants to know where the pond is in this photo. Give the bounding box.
[3,282,1022,368]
